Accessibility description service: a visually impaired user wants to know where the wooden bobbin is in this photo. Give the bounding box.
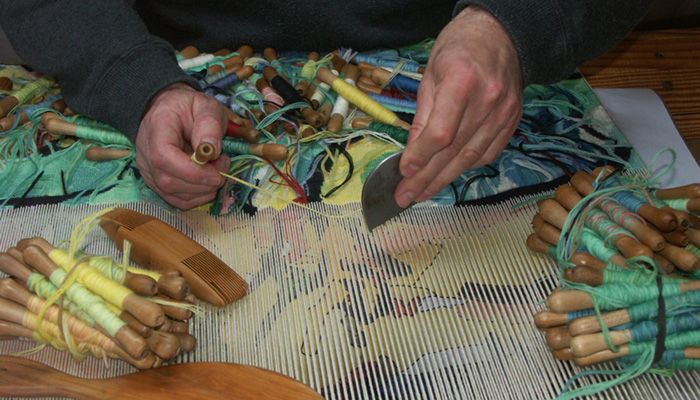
[262,66,323,128]
[0,279,158,369]
[551,279,700,314]
[327,63,361,132]
[168,319,189,334]
[0,260,149,361]
[172,332,197,352]
[570,328,634,358]
[0,253,33,282]
[356,76,383,95]
[178,46,199,60]
[563,265,605,286]
[19,237,158,300]
[570,252,608,269]
[660,229,689,247]
[531,213,562,246]
[0,112,28,131]
[552,347,574,361]
[314,66,411,131]
[569,172,666,252]
[295,51,320,97]
[316,102,333,126]
[0,76,13,91]
[146,330,181,360]
[525,233,554,256]
[226,119,262,143]
[192,142,216,164]
[573,344,631,366]
[533,310,569,330]
[152,294,194,321]
[22,245,165,329]
[545,325,572,350]
[0,94,19,119]
[248,143,289,160]
[658,242,700,272]
[568,308,630,337]
[152,274,189,301]
[552,190,654,259]
[0,319,35,339]
[86,146,132,162]
[592,166,678,232]
[546,288,594,314]
[41,113,78,137]
[654,184,700,200]
[538,198,629,267]
[686,228,700,247]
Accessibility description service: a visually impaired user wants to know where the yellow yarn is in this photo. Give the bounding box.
[330,78,399,125]
[49,251,132,310]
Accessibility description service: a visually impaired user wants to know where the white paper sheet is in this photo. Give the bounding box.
[594,88,700,189]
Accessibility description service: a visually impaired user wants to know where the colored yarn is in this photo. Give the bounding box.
[627,289,700,323]
[364,121,409,144]
[325,75,400,126]
[26,272,96,326]
[222,138,257,155]
[601,266,685,286]
[178,53,215,70]
[7,75,55,109]
[368,93,417,114]
[578,228,621,264]
[37,264,126,336]
[627,311,700,344]
[74,125,132,147]
[383,72,421,94]
[584,281,682,311]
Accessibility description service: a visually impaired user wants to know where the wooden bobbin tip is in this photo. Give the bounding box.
[193,142,216,164]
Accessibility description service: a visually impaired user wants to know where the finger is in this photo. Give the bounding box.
[152,142,225,188]
[150,166,223,195]
[469,111,521,169]
[395,102,504,206]
[405,72,435,145]
[416,119,515,203]
[399,69,473,178]
[159,190,220,211]
[189,98,227,158]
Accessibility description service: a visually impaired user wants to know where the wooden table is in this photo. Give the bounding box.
[580,27,700,165]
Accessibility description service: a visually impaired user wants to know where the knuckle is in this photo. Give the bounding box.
[457,146,483,166]
[430,129,454,148]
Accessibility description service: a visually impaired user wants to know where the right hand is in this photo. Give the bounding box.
[135,83,231,210]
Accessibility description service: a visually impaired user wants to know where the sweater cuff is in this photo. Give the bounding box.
[453,1,568,86]
[86,43,200,142]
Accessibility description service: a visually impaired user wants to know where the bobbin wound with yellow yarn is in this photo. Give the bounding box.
[99,207,249,306]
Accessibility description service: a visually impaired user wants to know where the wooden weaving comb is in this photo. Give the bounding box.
[0,356,324,399]
[99,207,248,306]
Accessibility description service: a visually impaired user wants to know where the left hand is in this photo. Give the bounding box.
[395,6,524,207]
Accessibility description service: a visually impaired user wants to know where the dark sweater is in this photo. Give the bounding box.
[0,1,653,140]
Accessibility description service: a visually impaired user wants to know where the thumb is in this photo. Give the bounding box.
[190,99,228,160]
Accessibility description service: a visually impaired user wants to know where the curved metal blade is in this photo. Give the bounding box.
[361,151,414,231]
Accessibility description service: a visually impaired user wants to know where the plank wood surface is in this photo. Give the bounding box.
[580,28,700,164]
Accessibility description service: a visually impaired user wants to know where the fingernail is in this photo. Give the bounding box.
[402,164,420,177]
[397,191,415,208]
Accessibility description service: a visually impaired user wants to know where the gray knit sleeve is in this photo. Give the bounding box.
[0,1,199,141]
[453,1,654,86]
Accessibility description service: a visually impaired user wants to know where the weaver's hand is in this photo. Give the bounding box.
[395,6,524,207]
[136,83,231,210]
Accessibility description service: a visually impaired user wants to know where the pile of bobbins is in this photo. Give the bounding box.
[0,236,198,370]
[4,44,421,171]
[527,165,700,368]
